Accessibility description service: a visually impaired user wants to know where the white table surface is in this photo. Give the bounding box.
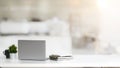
[1,55,120,67]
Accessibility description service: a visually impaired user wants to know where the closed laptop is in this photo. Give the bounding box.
[18,40,46,61]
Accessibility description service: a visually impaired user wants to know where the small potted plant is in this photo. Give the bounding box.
[9,44,17,59]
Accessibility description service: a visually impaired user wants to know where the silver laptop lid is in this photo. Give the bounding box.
[18,40,46,61]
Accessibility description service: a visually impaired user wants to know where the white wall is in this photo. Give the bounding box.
[98,0,120,51]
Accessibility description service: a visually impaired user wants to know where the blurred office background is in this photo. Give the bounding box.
[0,0,120,55]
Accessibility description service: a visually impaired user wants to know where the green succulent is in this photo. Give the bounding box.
[9,44,17,53]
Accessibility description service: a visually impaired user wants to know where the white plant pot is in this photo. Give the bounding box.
[10,53,17,60]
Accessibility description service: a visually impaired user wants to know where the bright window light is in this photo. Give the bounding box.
[97,0,108,9]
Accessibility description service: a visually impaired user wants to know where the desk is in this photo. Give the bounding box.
[1,55,120,67]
